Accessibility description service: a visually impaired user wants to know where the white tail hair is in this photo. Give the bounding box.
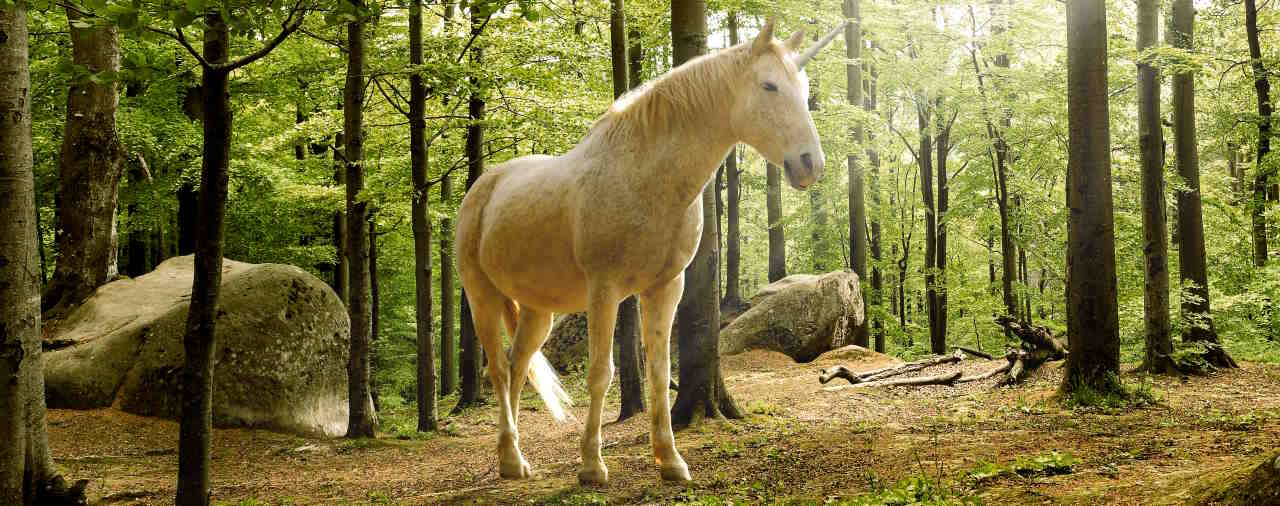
[528,350,573,422]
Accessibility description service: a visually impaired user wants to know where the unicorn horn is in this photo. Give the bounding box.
[794,21,850,69]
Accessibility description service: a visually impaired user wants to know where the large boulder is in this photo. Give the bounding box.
[719,271,864,362]
[43,256,351,437]
[545,313,589,374]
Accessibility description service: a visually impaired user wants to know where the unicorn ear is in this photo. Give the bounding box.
[785,29,806,52]
[751,17,776,56]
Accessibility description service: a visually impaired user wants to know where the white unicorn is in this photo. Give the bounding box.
[455,18,842,485]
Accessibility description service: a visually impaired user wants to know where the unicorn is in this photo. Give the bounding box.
[455,18,843,485]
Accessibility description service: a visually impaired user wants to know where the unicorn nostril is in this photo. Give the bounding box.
[801,153,814,171]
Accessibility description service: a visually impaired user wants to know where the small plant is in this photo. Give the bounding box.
[966,451,1079,484]
[1064,373,1160,410]
[747,399,783,416]
[846,475,979,505]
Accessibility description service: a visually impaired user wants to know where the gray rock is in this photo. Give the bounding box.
[719,271,864,362]
[544,313,589,374]
[43,256,351,437]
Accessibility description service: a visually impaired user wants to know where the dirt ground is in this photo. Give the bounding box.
[51,346,1280,505]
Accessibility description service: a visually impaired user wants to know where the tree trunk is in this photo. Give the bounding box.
[332,130,348,303]
[1,4,65,501]
[44,10,127,316]
[1171,0,1235,368]
[1138,0,1174,373]
[917,104,939,354]
[344,1,376,439]
[370,218,380,343]
[125,161,151,278]
[409,0,437,432]
[457,8,488,411]
[1246,0,1271,267]
[933,105,950,355]
[845,0,869,348]
[176,14,233,506]
[439,174,457,397]
[866,56,884,353]
[671,0,739,426]
[808,48,828,274]
[990,5,1019,322]
[178,181,197,256]
[767,162,787,282]
[1063,0,1122,395]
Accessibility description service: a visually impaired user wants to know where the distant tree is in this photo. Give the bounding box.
[845,0,870,348]
[1245,0,1270,266]
[439,0,458,399]
[610,0,645,423]
[43,10,127,316]
[724,12,745,308]
[1171,0,1236,368]
[865,53,885,353]
[456,5,489,411]
[1136,0,1176,373]
[932,99,956,355]
[1063,0,1122,395]
[409,0,438,432]
[671,0,740,426]
[767,161,787,282]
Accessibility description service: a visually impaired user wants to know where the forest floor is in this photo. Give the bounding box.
[51,346,1280,505]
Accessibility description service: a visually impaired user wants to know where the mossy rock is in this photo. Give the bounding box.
[1189,450,1280,505]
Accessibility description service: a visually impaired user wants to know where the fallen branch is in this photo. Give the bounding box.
[952,346,993,360]
[820,349,965,385]
[852,371,963,388]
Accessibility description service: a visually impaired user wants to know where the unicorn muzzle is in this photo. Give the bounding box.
[782,149,824,190]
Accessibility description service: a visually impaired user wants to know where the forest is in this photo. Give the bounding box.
[2,0,1280,503]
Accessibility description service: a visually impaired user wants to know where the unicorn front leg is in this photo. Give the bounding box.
[579,284,621,485]
[638,274,691,482]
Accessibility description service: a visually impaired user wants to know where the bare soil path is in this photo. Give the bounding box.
[52,347,1280,504]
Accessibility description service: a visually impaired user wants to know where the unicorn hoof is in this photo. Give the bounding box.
[660,464,691,482]
[577,467,609,486]
[500,457,532,479]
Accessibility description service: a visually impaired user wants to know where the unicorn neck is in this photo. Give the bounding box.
[603,49,743,207]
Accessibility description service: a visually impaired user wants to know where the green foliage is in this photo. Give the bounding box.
[965,451,1079,484]
[844,475,979,506]
[1064,373,1160,410]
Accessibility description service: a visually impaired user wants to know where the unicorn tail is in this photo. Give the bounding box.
[528,350,574,422]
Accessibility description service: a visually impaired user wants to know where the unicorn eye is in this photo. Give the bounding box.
[762,82,778,92]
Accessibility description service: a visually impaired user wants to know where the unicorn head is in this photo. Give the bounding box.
[732,19,843,190]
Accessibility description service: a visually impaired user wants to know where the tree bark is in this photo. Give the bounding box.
[1137,0,1175,374]
[917,103,939,354]
[933,104,951,356]
[671,0,739,426]
[845,0,869,348]
[1171,0,1236,368]
[410,0,437,432]
[1246,0,1271,266]
[1,3,63,501]
[439,174,457,397]
[767,162,787,282]
[456,8,488,411]
[1062,0,1123,395]
[344,0,376,439]
[332,130,348,303]
[176,14,232,506]
[44,10,127,316]
[866,58,884,353]
[177,181,197,256]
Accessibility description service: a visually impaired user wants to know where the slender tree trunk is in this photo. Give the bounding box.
[917,104,939,354]
[178,181,197,256]
[344,0,376,439]
[845,0,869,348]
[767,162,787,282]
[125,161,151,277]
[333,131,348,303]
[1,4,62,501]
[408,0,438,432]
[808,50,827,274]
[934,106,950,355]
[457,8,488,410]
[1229,143,1242,199]
[671,0,739,426]
[987,5,1019,322]
[1137,0,1174,373]
[1246,0,1271,266]
[44,10,127,316]
[176,14,233,506]
[607,0,645,423]
[439,174,457,397]
[866,56,884,353]
[1171,0,1235,368]
[1063,0,1122,395]
[370,219,380,343]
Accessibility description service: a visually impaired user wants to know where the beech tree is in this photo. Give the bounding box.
[845,0,869,348]
[1063,0,1122,395]
[1136,0,1175,373]
[409,0,437,431]
[43,11,127,316]
[1245,0,1270,267]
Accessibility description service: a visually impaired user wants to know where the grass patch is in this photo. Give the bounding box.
[966,451,1079,484]
[747,400,783,416]
[1063,372,1160,410]
[842,475,979,505]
